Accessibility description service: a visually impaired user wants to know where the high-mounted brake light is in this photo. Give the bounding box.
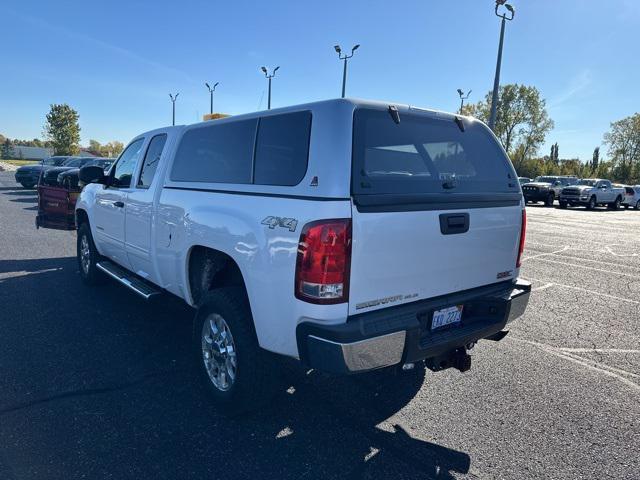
[516,209,526,268]
[295,219,352,304]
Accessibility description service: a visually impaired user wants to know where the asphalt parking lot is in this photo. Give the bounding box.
[0,171,638,480]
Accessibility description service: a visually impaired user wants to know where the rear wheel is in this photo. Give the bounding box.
[636,200,640,210]
[20,182,34,189]
[545,192,555,207]
[586,196,596,210]
[77,223,105,285]
[609,196,621,210]
[193,288,279,414]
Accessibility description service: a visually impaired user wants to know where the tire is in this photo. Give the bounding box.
[586,196,596,210]
[20,182,34,189]
[77,222,105,285]
[545,192,555,207]
[636,200,640,210]
[193,288,279,414]
[559,201,568,209]
[608,196,621,210]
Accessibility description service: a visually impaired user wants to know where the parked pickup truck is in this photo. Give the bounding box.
[74,99,531,411]
[521,176,578,207]
[559,178,624,210]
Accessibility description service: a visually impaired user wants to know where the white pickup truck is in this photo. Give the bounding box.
[75,99,530,411]
[559,178,624,210]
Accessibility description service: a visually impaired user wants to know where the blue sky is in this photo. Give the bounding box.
[1,0,639,161]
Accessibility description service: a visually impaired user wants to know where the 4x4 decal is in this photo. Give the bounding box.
[261,216,299,232]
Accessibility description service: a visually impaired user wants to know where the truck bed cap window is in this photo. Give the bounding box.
[352,108,517,195]
[171,119,257,184]
[254,111,311,186]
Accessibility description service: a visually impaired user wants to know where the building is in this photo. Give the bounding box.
[10,145,54,160]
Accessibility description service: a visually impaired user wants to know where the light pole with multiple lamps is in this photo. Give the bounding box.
[488,0,515,130]
[169,93,179,126]
[205,82,219,115]
[334,44,360,98]
[260,66,279,110]
[457,89,472,113]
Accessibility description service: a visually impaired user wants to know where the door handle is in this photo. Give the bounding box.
[114,201,125,208]
[439,213,470,235]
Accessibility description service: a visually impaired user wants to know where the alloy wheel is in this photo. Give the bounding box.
[201,313,237,392]
[80,235,91,275]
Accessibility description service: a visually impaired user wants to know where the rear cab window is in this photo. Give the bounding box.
[351,108,518,201]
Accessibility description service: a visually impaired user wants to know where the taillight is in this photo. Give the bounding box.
[516,209,526,268]
[295,219,352,304]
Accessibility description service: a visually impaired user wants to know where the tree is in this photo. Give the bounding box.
[462,84,554,169]
[603,113,640,183]
[1,138,12,160]
[103,141,124,157]
[88,139,124,157]
[88,139,102,156]
[43,104,81,155]
[591,147,600,172]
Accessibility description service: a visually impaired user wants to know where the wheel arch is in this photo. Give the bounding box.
[186,245,249,308]
[75,208,89,228]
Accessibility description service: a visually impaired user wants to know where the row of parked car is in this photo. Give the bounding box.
[14,156,114,229]
[518,175,640,210]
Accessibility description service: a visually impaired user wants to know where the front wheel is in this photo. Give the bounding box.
[586,196,596,210]
[545,192,555,207]
[77,223,105,285]
[558,201,568,209]
[193,288,279,414]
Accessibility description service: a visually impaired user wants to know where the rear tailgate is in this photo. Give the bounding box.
[37,185,77,230]
[348,107,523,316]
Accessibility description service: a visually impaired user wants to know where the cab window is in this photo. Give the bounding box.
[112,138,144,188]
[138,134,167,188]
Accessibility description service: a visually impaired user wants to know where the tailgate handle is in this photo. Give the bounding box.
[439,213,469,235]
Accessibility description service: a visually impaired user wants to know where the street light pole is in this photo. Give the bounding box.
[169,93,179,126]
[205,82,219,115]
[334,44,360,98]
[488,0,515,131]
[457,89,472,113]
[260,66,279,110]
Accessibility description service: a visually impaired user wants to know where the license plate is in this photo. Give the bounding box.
[431,305,463,330]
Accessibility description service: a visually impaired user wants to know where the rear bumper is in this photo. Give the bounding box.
[296,279,531,375]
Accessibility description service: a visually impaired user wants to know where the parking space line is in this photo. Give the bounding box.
[550,252,640,270]
[559,348,640,354]
[529,257,639,278]
[521,276,640,305]
[531,282,555,292]
[605,245,638,257]
[521,245,570,262]
[509,337,640,392]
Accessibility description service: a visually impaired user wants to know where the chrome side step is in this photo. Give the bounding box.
[96,261,160,300]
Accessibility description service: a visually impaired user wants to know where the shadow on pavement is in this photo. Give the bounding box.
[8,197,37,203]
[0,257,471,479]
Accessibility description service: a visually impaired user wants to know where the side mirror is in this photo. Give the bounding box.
[79,165,106,185]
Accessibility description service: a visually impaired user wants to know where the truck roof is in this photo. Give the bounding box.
[159,97,462,133]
